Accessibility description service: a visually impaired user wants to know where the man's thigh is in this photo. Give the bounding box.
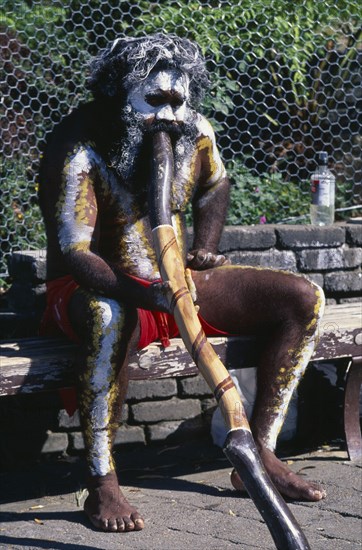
[192,265,307,334]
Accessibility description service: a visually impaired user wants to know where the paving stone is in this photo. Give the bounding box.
[1,446,360,549]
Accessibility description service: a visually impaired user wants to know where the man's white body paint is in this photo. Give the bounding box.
[128,69,190,122]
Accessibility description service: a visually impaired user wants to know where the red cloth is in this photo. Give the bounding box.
[40,273,229,415]
[127,273,229,347]
[40,274,81,342]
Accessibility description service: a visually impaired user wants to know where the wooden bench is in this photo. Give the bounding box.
[1,303,361,460]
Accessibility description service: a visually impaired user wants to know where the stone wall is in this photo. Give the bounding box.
[0,223,361,463]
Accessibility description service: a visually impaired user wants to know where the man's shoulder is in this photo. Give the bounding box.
[45,102,96,149]
[43,103,100,160]
[194,113,217,140]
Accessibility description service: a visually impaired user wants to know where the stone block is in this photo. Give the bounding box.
[229,250,297,271]
[179,375,213,397]
[297,247,362,272]
[58,406,129,429]
[276,226,345,249]
[114,425,146,446]
[219,226,276,251]
[7,249,47,282]
[69,432,85,451]
[146,421,183,442]
[304,273,324,288]
[41,431,68,454]
[201,397,217,412]
[324,271,362,293]
[6,281,46,313]
[58,409,81,429]
[346,224,362,246]
[147,417,206,443]
[126,379,177,401]
[131,397,201,423]
[0,398,59,434]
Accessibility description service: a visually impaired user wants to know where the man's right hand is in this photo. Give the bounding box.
[145,280,171,313]
[187,249,230,271]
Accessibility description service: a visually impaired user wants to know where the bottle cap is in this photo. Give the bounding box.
[318,151,328,165]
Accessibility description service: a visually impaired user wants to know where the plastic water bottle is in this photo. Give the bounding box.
[310,152,335,225]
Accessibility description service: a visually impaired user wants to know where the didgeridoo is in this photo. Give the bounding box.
[149,131,310,550]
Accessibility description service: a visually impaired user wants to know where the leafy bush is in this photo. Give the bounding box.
[0,158,46,285]
[226,161,310,226]
[1,0,361,286]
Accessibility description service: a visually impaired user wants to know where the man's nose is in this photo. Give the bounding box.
[155,104,176,122]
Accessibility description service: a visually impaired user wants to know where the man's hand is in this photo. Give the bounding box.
[147,280,172,313]
[187,249,230,271]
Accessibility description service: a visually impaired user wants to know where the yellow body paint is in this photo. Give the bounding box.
[79,294,126,476]
[264,282,325,451]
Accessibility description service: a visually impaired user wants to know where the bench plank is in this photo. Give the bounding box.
[0,336,258,395]
[0,303,361,396]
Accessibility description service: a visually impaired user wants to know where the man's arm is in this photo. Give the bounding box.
[187,118,230,270]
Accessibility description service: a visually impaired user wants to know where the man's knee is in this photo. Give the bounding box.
[71,290,137,343]
[288,275,325,325]
[93,297,138,340]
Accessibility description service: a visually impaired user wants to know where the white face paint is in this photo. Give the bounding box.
[128,69,190,123]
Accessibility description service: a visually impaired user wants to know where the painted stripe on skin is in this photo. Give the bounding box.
[80,296,125,476]
[263,283,325,451]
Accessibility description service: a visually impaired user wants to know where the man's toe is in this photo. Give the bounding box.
[116,518,126,532]
[132,514,145,530]
[123,517,135,531]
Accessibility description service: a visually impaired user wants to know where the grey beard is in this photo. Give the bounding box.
[109,106,146,183]
[109,105,199,187]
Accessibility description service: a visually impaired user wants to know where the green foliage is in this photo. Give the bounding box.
[225,160,310,226]
[1,0,360,284]
[0,158,46,280]
[223,159,357,226]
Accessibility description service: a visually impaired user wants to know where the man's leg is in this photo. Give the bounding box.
[193,265,326,501]
[68,288,144,532]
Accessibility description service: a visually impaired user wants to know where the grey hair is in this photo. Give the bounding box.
[87,33,209,107]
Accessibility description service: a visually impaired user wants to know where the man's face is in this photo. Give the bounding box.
[127,68,190,125]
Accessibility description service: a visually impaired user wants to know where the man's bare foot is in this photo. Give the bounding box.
[230,446,326,501]
[84,471,145,532]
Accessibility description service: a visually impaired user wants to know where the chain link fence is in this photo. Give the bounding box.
[1,0,361,282]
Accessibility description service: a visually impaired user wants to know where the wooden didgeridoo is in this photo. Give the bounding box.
[149,131,310,550]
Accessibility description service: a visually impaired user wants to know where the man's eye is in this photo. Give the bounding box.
[146,95,164,107]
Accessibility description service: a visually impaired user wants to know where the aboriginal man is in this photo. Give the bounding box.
[39,33,326,533]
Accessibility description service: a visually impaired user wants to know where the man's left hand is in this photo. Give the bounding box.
[187,249,230,270]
